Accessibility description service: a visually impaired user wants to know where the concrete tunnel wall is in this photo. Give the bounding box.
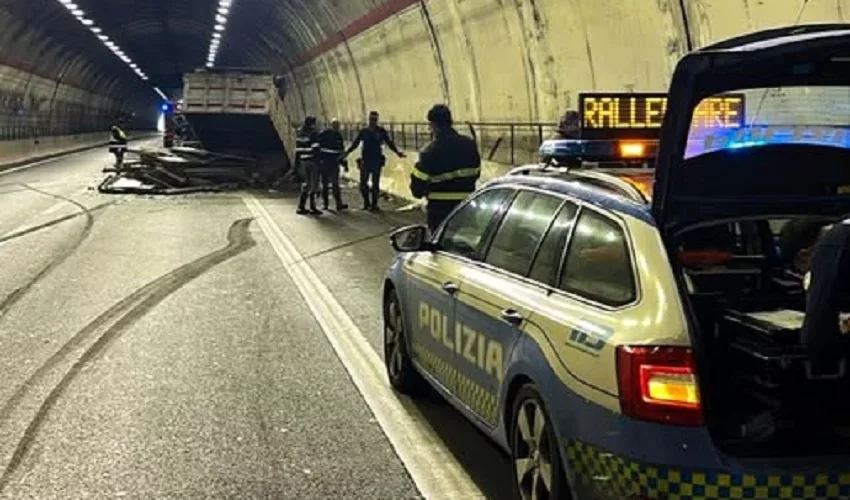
[275,0,850,202]
[0,1,157,168]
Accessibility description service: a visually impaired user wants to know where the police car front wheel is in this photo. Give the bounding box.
[383,291,423,394]
[511,384,571,500]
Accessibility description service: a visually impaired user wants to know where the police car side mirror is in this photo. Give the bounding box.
[390,225,431,253]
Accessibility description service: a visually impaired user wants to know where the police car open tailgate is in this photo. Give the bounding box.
[652,24,850,236]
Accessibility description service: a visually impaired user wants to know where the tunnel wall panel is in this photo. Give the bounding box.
[0,64,128,141]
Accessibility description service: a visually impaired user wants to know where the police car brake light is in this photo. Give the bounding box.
[616,346,703,426]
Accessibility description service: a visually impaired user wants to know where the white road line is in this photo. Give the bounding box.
[242,195,484,500]
[0,156,67,177]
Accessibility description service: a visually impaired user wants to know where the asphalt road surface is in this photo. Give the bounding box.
[0,143,513,500]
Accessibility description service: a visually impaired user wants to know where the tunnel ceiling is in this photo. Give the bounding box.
[2,0,375,97]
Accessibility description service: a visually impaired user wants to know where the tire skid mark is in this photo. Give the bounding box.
[0,184,114,316]
[0,218,256,491]
[0,202,111,246]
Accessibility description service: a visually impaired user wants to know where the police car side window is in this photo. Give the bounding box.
[484,191,564,277]
[439,189,514,260]
[559,209,636,306]
[528,202,579,286]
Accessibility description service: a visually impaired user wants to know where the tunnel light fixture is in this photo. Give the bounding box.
[205,0,235,68]
[54,0,158,95]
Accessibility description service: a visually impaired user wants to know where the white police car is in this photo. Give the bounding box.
[384,25,850,500]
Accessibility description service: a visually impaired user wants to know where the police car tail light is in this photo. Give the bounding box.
[616,346,703,426]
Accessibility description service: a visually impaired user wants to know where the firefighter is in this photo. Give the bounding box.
[410,104,481,232]
[295,116,322,215]
[342,111,406,211]
[109,122,128,169]
[317,118,348,211]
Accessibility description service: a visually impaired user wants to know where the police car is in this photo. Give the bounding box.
[383,25,850,500]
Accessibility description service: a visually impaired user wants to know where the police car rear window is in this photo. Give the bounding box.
[559,209,635,306]
[484,191,563,276]
[440,188,514,259]
[529,202,579,286]
[684,86,850,159]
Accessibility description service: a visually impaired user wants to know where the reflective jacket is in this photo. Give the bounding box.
[410,128,481,203]
[295,126,320,164]
[317,128,345,165]
[110,126,128,145]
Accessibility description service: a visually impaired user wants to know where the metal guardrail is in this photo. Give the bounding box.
[284,120,560,166]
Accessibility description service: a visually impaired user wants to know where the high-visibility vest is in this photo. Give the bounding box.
[410,128,481,202]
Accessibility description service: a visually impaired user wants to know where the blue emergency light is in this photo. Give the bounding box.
[160,101,173,113]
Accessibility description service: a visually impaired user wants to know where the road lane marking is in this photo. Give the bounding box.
[243,195,484,500]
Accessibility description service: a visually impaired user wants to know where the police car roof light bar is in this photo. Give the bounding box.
[538,139,658,167]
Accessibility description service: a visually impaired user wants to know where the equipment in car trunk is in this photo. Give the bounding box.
[716,308,850,432]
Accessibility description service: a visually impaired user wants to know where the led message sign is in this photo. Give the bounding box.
[578,93,746,139]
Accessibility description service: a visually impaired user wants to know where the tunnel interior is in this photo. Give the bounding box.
[1,0,847,151]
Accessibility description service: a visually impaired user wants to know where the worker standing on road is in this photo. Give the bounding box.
[342,111,406,212]
[295,116,322,215]
[317,118,349,211]
[410,104,481,232]
[109,122,128,170]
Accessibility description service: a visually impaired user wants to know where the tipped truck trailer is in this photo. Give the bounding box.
[181,68,291,183]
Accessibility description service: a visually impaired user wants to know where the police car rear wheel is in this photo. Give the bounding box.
[384,292,422,394]
[511,385,570,500]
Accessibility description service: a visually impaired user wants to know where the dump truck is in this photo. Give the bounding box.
[99,68,291,194]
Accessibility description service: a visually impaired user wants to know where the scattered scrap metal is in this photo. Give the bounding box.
[99,146,275,194]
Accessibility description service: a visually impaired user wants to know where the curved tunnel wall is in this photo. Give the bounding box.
[280,0,849,124]
[273,0,849,200]
[0,1,156,166]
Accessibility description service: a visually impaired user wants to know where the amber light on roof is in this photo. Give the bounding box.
[619,141,646,158]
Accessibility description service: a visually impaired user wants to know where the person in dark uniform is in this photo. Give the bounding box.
[801,219,850,359]
[295,116,322,215]
[410,104,481,232]
[109,122,128,169]
[317,118,348,211]
[549,110,581,140]
[342,111,406,211]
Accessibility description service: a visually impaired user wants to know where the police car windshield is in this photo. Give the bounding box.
[684,86,850,159]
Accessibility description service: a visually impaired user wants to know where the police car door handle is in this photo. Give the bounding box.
[501,308,523,326]
[442,281,459,295]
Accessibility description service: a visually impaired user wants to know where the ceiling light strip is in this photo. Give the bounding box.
[206,0,233,68]
[56,0,163,97]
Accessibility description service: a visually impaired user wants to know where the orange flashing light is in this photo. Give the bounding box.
[619,141,646,158]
